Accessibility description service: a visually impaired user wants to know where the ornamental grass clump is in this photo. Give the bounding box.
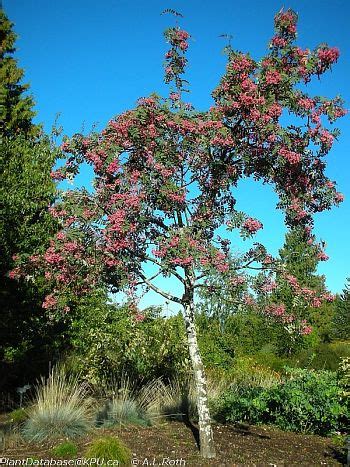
[84,436,131,465]
[96,375,155,427]
[23,368,94,442]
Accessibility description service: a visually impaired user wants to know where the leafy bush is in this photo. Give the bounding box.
[52,441,78,458]
[84,436,131,465]
[215,368,349,435]
[292,341,350,371]
[338,356,350,398]
[271,368,347,434]
[22,367,94,441]
[67,297,189,384]
[214,384,272,425]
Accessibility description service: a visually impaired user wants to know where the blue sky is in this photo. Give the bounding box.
[5,0,349,302]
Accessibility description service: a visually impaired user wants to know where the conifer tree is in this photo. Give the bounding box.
[333,279,350,339]
[0,9,39,137]
[0,8,59,390]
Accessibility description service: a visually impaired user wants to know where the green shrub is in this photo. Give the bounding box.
[215,368,349,435]
[67,299,188,384]
[214,383,272,425]
[338,356,350,398]
[84,436,131,465]
[52,441,78,458]
[8,407,28,425]
[22,367,94,442]
[271,368,347,434]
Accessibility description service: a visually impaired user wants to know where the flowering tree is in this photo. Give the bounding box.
[12,9,346,458]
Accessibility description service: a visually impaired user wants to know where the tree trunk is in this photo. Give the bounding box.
[183,299,216,458]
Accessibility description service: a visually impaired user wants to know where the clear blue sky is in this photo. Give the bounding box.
[5,0,350,298]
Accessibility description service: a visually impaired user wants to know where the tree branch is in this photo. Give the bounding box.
[143,255,185,284]
[140,273,182,304]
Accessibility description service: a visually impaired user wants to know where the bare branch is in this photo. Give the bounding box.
[140,273,182,304]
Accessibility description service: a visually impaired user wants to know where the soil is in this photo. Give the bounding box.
[0,419,346,466]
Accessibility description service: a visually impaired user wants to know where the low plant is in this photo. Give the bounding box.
[52,441,78,458]
[156,374,227,422]
[22,367,94,442]
[84,436,131,465]
[96,375,153,427]
[8,407,28,426]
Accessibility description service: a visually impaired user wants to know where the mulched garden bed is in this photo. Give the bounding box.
[0,420,346,465]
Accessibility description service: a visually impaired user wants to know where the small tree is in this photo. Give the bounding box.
[13,10,346,457]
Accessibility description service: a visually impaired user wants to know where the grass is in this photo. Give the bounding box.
[22,367,94,442]
[51,441,78,458]
[8,407,28,426]
[84,436,131,465]
[96,375,155,427]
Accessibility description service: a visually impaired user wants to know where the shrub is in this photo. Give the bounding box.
[215,368,349,435]
[67,298,188,385]
[338,356,350,398]
[214,384,272,425]
[22,367,94,442]
[84,436,131,465]
[271,368,347,434]
[52,441,78,458]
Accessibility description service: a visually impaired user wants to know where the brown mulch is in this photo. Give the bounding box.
[0,420,346,466]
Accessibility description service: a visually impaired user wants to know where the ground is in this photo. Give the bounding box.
[0,420,346,465]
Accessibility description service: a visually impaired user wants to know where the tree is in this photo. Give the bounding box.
[0,9,59,390]
[0,9,39,137]
[333,279,350,340]
[272,227,336,349]
[13,9,346,458]
[278,227,326,291]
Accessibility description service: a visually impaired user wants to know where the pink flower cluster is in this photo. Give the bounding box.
[271,36,287,48]
[242,218,263,234]
[298,97,315,111]
[230,54,255,74]
[279,147,301,164]
[275,10,297,35]
[42,294,57,309]
[230,276,246,287]
[317,251,329,261]
[319,130,334,149]
[50,169,65,181]
[261,279,277,293]
[317,47,340,65]
[265,70,282,85]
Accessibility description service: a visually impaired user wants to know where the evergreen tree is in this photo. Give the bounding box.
[333,279,350,339]
[0,9,39,137]
[279,227,325,291]
[0,9,60,391]
[274,227,335,345]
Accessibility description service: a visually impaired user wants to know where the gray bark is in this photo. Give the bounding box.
[183,298,216,458]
